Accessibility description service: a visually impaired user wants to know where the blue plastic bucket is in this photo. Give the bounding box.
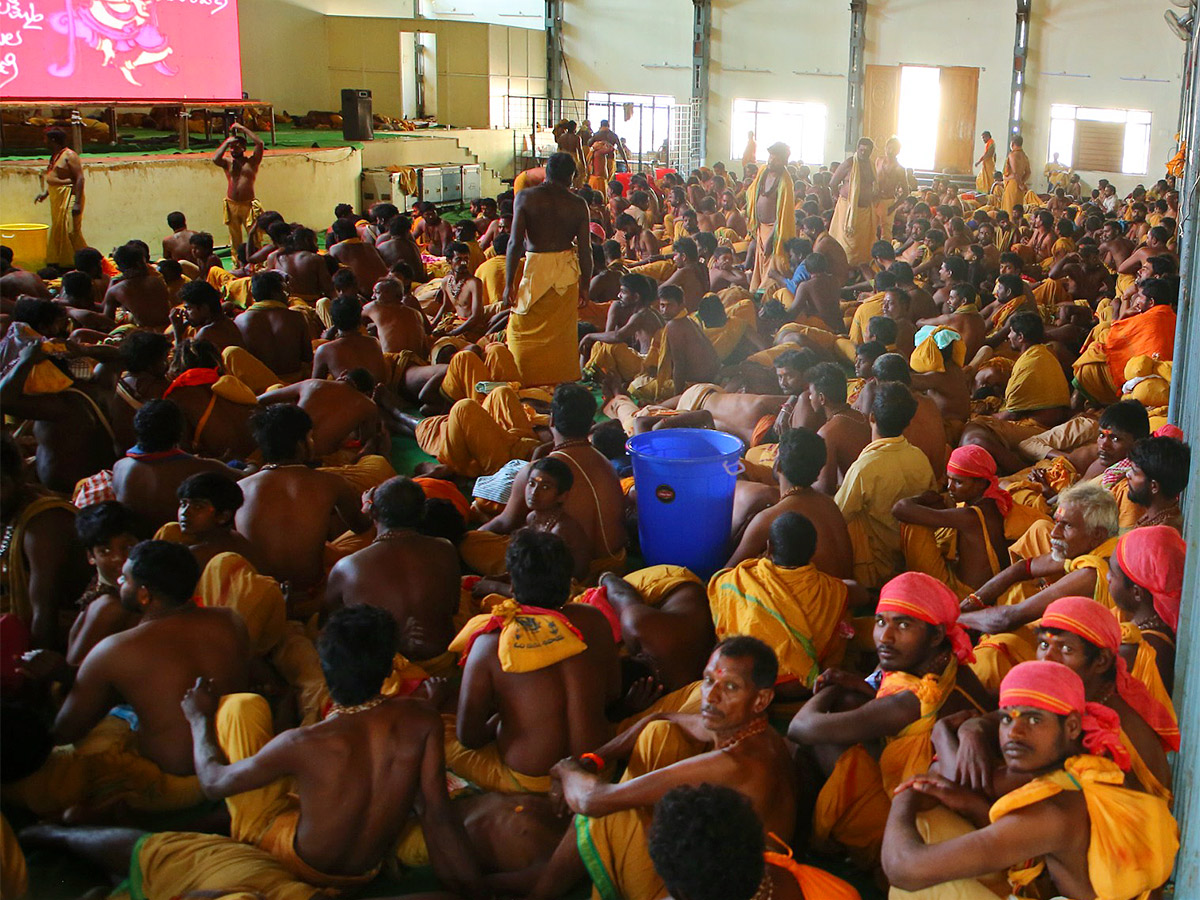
[627,429,745,578]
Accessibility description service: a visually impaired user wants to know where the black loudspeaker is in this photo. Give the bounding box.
[341,89,373,141]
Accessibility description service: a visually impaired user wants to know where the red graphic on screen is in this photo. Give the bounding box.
[1,0,243,100]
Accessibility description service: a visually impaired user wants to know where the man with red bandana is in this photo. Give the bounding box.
[882,660,1177,900]
[1108,524,1186,694]
[788,572,991,865]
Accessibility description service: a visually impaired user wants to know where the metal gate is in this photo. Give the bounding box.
[503,94,699,180]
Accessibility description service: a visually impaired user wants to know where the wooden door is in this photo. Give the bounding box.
[935,66,979,174]
[862,64,900,161]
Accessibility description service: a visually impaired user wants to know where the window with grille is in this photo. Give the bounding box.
[730,98,827,167]
[1046,105,1151,175]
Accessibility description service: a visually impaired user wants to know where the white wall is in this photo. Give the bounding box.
[1026,0,1184,195]
[0,148,362,254]
[558,0,1183,191]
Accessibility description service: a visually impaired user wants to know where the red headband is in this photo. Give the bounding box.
[1114,526,1185,632]
[1000,660,1130,769]
[1040,596,1178,751]
[947,445,1013,516]
[877,572,975,664]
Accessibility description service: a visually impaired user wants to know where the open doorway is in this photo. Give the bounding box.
[863,64,978,173]
[399,31,436,119]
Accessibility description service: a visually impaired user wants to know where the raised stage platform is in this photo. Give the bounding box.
[0,125,519,256]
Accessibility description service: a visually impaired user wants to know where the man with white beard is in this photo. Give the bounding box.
[954,482,1121,690]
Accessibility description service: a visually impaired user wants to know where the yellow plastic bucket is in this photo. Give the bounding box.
[1,223,49,272]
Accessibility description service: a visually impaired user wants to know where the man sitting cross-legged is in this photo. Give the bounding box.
[882,660,1177,900]
[894,445,1046,601]
[711,512,863,704]
[23,604,486,900]
[440,530,620,794]
[506,636,797,900]
[325,476,462,679]
[9,541,250,822]
[787,572,990,866]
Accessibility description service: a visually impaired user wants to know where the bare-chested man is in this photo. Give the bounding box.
[720,190,748,237]
[480,383,628,566]
[514,637,797,900]
[875,136,908,241]
[363,275,429,355]
[442,529,619,795]
[707,245,749,294]
[858,353,948,476]
[916,282,986,363]
[660,237,710,311]
[312,296,386,384]
[26,604,484,899]
[329,218,388,290]
[0,337,119,495]
[803,363,871,495]
[325,476,460,669]
[0,435,90,649]
[171,281,243,353]
[748,143,791,291]
[375,214,428,281]
[236,271,313,381]
[800,214,851,287]
[17,540,249,806]
[235,404,372,612]
[257,373,384,459]
[161,211,197,262]
[174,471,262,571]
[103,244,171,330]
[112,399,234,531]
[1,247,50,300]
[789,252,844,333]
[431,243,485,340]
[271,227,335,301]
[615,213,661,261]
[655,284,720,394]
[213,123,264,259]
[35,128,86,268]
[727,427,855,577]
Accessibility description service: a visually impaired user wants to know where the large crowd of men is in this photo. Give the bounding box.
[0,117,1188,900]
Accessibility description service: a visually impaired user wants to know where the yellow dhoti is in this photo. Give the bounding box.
[0,815,26,900]
[587,341,647,383]
[507,249,581,386]
[2,713,205,820]
[122,831,324,900]
[887,807,1009,900]
[441,343,521,402]
[442,715,552,793]
[46,183,86,267]
[221,346,294,394]
[319,454,397,492]
[207,267,253,307]
[829,160,876,267]
[577,809,665,900]
[224,197,264,250]
[415,386,540,477]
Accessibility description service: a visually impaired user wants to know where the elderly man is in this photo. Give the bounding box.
[959,482,1121,690]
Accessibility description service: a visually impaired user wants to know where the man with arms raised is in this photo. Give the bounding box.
[325,476,462,676]
[882,660,1176,900]
[213,122,264,260]
[506,152,592,386]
